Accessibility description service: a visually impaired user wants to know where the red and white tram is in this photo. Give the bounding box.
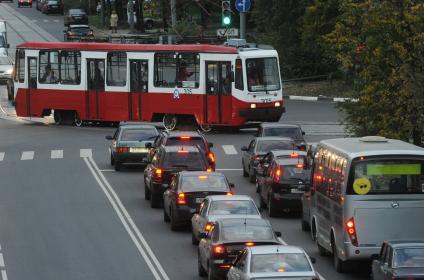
[13,41,284,129]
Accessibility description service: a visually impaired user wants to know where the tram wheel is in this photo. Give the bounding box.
[53,110,62,125]
[163,114,177,131]
[74,112,83,127]
[199,123,212,133]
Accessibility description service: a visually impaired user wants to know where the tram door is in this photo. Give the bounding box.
[205,61,232,124]
[27,57,38,116]
[129,60,148,120]
[86,59,105,120]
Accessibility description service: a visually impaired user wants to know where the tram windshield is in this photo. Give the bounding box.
[246,57,280,92]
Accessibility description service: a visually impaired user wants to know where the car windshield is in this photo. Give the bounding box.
[263,127,303,139]
[48,0,59,4]
[70,9,85,15]
[181,175,228,192]
[120,129,157,142]
[393,247,424,268]
[0,56,10,65]
[166,137,206,151]
[208,200,258,215]
[246,57,280,92]
[163,152,206,169]
[71,27,91,34]
[348,158,424,195]
[257,140,293,153]
[221,225,273,241]
[251,253,312,273]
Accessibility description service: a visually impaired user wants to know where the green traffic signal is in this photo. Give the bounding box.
[223,16,231,25]
[221,0,231,26]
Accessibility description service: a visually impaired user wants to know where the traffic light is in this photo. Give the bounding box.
[222,0,231,26]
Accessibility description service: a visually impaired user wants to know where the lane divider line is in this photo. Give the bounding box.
[0,253,4,267]
[21,151,34,161]
[83,156,169,280]
[0,153,4,162]
[51,150,63,159]
[79,149,92,158]
[1,270,7,280]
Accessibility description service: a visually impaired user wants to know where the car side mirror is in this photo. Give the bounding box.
[105,135,113,140]
[199,232,208,239]
[145,142,152,148]
[274,231,282,237]
[208,142,214,148]
[258,208,264,213]
[229,183,235,188]
[370,254,379,261]
[241,146,248,152]
[310,257,316,264]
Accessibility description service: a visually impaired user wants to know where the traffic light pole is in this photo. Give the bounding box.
[240,12,246,39]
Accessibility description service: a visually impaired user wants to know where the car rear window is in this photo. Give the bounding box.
[71,27,91,33]
[208,200,258,215]
[165,137,206,151]
[181,175,228,192]
[163,151,207,169]
[120,129,157,141]
[257,140,293,153]
[263,127,302,139]
[394,247,424,268]
[251,253,312,273]
[221,225,273,241]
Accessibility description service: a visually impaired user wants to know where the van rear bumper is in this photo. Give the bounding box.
[343,243,379,260]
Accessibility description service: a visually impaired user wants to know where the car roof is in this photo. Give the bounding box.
[162,145,200,152]
[260,123,301,128]
[255,136,294,142]
[207,195,254,201]
[249,245,306,255]
[69,25,90,28]
[386,240,424,248]
[179,171,224,177]
[119,124,157,130]
[217,218,270,227]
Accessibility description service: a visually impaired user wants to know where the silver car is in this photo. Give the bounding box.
[227,245,319,280]
[191,195,262,245]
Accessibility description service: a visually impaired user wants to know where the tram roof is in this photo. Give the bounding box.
[16,42,239,54]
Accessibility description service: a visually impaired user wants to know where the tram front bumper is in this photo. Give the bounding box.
[239,107,285,122]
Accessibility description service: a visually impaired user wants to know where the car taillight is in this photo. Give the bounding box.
[273,167,281,183]
[296,163,305,168]
[208,152,215,163]
[177,192,186,205]
[180,136,191,140]
[214,245,224,254]
[346,217,358,246]
[152,168,162,183]
[290,153,299,158]
[226,192,233,196]
[177,150,189,154]
[116,147,129,153]
[245,242,255,246]
[206,168,212,172]
[204,222,214,232]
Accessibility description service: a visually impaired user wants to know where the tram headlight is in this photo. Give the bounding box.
[275,101,281,107]
[250,103,256,109]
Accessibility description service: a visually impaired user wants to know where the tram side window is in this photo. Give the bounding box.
[16,50,25,83]
[107,52,127,87]
[154,53,199,88]
[177,53,199,88]
[39,50,59,84]
[60,51,81,85]
[235,59,243,90]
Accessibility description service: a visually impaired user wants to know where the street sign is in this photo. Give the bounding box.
[235,0,251,13]
[217,28,239,37]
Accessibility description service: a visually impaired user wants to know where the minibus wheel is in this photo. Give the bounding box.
[332,238,346,272]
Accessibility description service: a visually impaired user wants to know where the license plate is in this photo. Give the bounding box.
[291,188,304,194]
[196,197,204,203]
[130,147,148,153]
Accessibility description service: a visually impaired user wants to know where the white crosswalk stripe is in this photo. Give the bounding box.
[80,149,92,158]
[43,19,49,23]
[0,153,4,162]
[21,151,34,161]
[222,145,238,155]
[51,150,63,159]
[53,19,60,23]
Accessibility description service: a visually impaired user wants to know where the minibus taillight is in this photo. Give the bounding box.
[177,193,187,205]
[346,217,358,246]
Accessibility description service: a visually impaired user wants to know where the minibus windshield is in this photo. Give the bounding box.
[347,158,424,195]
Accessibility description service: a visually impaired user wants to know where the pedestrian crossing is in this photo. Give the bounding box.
[32,19,61,23]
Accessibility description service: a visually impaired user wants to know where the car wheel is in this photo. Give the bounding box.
[191,230,199,245]
[249,166,256,183]
[242,160,248,177]
[163,207,170,222]
[317,238,330,256]
[110,154,115,166]
[208,265,216,280]
[301,217,310,231]
[198,251,207,277]
[256,181,260,194]
[259,195,267,209]
[150,189,160,208]
[144,182,151,200]
[114,161,121,171]
[170,209,179,231]
[268,195,279,217]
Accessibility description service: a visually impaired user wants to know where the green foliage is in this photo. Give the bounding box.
[170,17,203,37]
[328,1,424,144]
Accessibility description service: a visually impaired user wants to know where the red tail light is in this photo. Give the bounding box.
[273,167,281,183]
[245,242,255,246]
[177,192,186,205]
[204,222,214,232]
[206,168,212,172]
[177,150,189,154]
[346,217,358,246]
[296,163,305,168]
[180,136,191,140]
[226,192,233,196]
[290,153,299,158]
[208,152,215,163]
[214,245,224,254]
[116,147,129,153]
[153,168,163,183]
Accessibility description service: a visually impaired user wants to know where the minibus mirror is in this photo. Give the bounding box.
[105,135,113,140]
[302,131,305,135]
[258,208,264,213]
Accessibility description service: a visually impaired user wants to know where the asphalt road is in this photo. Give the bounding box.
[0,4,372,280]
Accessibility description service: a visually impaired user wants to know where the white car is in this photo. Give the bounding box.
[227,245,320,280]
[0,55,14,100]
[191,195,262,245]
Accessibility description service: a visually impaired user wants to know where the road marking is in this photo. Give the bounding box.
[53,19,60,23]
[0,253,4,267]
[43,19,49,23]
[21,151,34,160]
[31,19,38,22]
[84,156,170,280]
[0,153,4,162]
[80,149,92,158]
[1,270,7,280]
[51,150,63,159]
[100,169,115,172]
[222,145,238,155]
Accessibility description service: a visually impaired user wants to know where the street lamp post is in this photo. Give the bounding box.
[128,0,134,32]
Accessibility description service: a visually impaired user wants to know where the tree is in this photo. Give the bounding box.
[327,1,424,144]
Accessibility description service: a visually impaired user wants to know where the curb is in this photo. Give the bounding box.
[284,95,356,102]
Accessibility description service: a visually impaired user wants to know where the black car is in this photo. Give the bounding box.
[198,218,282,279]
[163,171,234,230]
[256,150,310,217]
[63,24,93,41]
[41,0,63,14]
[64,9,88,26]
[241,136,297,183]
[371,240,424,280]
[148,130,215,170]
[257,123,307,150]
[105,123,158,171]
[144,145,211,208]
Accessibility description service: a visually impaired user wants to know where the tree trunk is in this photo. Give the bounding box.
[115,0,123,22]
[135,0,145,32]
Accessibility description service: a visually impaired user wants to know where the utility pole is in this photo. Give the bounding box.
[240,12,246,39]
[128,0,134,32]
[101,0,106,27]
[170,0,176,30]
